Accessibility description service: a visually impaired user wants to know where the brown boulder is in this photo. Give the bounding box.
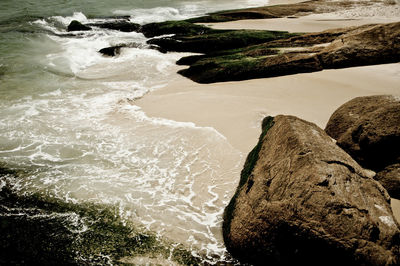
[223,115,400,265]
[325,95,400,198]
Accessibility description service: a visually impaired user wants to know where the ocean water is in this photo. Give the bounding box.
[0,0,269,264]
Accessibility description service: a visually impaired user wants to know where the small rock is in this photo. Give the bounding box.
[99,46,123,57]
[67,20,91,32]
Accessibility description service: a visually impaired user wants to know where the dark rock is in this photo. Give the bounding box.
[224,115,400,265]
[179,52,323,84]
[67,20,91,32]
[147,29,296,53]
[141,20,213,38]
[147,44,167,54]
[176,55,206,66]
[99,46,123,56]
[86,21,141,32]
[375,164,400,199]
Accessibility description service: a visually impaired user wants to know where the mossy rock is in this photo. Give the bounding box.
[222,116,275,249]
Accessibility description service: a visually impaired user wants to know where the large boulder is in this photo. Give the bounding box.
[223,115,400,265]
[325,95,400,198]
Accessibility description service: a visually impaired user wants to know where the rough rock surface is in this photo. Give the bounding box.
[325,95,400,198]
[319,22,400,69]
[67,20,92,32]
[223,115,400,265]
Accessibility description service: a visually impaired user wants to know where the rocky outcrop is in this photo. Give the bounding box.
[325,95,400,199]
[178,22,400,83]
[223,115,400,265]
[67,20,92,31]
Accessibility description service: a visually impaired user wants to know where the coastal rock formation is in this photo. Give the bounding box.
[178,22,400,83]
[325,95,400,198]
[67,20,92,31]
[223,115,400,265]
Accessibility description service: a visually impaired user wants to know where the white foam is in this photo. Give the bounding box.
[1,6,248,263]
[52,12,89,26]
[114,7,188,24]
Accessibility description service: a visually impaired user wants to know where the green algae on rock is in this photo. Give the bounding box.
[177,22,400,83]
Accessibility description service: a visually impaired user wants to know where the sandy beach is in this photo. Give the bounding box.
[136,7,400,221]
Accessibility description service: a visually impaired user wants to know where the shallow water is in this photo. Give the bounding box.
[0,0,269,263]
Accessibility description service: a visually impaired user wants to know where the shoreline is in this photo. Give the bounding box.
[136,62,400,220]
[136,5,400,221]
[134,8,400,221]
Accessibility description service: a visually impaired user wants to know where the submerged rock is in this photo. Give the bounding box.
[325,95,400,198]
[99,46,123,56]
[67,20,92,32]
[87,21,141,32]
[223,115,400,265]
